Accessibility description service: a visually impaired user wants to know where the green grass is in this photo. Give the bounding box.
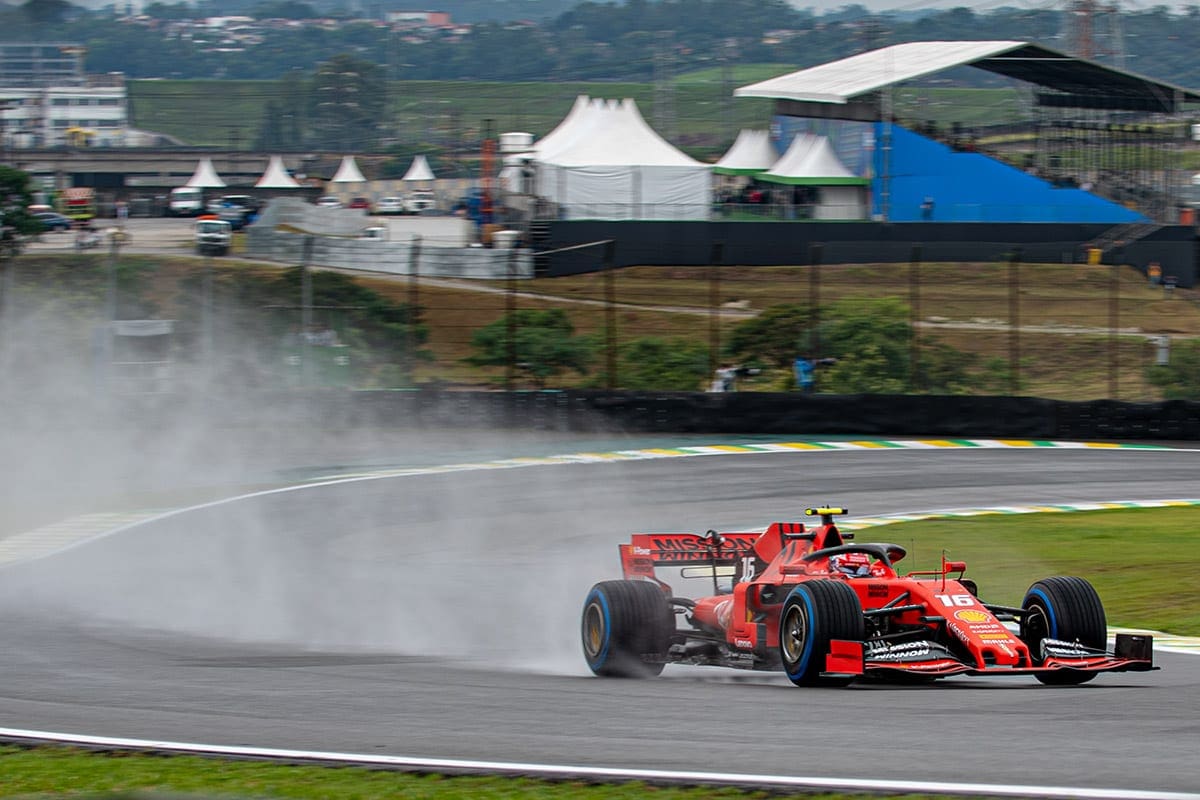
[0,745,967,800]
[878,506,1200,635]
[127,79,1024,155]
[128,79,776,156]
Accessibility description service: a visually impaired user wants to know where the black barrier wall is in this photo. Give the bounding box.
[112,390,1200,441]
[541,221,1198,288]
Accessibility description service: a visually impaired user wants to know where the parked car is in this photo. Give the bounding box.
[374,196,405,215]
[195,218,232,256]
[33,211,73,232]
[347,197,371,210]
[208,195,261,231]
[404,188,437,214]
[316,196,342,208]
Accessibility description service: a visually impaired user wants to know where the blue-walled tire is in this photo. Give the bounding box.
[779,580,864,687]
[581,580,673,678]
[1021,576,1107,685]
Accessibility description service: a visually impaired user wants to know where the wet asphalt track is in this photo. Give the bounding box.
[0,444,1198,795]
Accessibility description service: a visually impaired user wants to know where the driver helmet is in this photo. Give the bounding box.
[830,552,871,577]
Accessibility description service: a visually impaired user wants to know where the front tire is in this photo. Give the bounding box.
[779,580,864,687]
[581,580,673,678]
[1021,576,1107,685]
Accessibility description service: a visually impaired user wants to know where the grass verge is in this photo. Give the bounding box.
[0,744,994,800]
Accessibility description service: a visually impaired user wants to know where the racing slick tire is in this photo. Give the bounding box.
[779,580,864,687]
[581,580,674,678]
[1020,576,1107,686]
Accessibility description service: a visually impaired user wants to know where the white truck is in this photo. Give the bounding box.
[194,218,232,256]
[169,186,205,217]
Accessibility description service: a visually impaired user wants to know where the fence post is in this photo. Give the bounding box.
[809,242,823,360]
[909,243,922,393]
[709,241,724,378]
[604,239,617,390]
[1109,251,1121,399]
[406,235,421,388]
[505,244,517,391]
[1008,247,1022,395]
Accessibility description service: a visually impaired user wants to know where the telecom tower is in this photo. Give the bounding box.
[1061,0,1126,68]
[653,32,676,142]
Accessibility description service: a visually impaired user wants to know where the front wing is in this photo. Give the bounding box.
[825,633,1156,679]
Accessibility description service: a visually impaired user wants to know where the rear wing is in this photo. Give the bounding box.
[619,532,759,580]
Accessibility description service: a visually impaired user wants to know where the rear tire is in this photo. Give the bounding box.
[1021,576,1107,685]
[779,580,864,687]
[581,580,673,678]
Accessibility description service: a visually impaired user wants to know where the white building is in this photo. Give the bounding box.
[0,43,130,148]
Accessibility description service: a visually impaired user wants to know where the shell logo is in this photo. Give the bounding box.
[954,609,992,623]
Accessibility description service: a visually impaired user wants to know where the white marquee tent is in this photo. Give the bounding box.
[331,156,367,183]
[402,155,435,182]
[758,133,867,220]
[185,157,226,188]
[534,97,711,220]
[255,155,301,189]
[713,130,777,176]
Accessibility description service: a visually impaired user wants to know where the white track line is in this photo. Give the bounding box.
[0,728,1195,800]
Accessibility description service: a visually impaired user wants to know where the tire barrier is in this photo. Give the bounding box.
[90,389,1200,440]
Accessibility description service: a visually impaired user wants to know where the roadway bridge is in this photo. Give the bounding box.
[3,148,387,191]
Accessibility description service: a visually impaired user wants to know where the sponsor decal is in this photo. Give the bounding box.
[979,632,1015,641]
[949,624,972,645]
[953,609,992,623]
[868,583,889,598]
[734,638,754,649]
[866,641,936,662]
[715,599,734,629]
[633,546,651,556]
[1042,639,1101,659]
[646,533,758,561]
[906,660,962,672]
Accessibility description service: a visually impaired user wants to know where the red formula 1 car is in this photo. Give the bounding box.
[581,508,1156,686]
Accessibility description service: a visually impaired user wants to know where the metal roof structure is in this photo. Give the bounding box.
[735,40,1200,115]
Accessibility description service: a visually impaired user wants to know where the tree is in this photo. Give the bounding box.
[0,166,41,264]
[1147,340,1200,400]
[21,0,71,24]
[817,297,974,395]
[727,303,813,368]
[251,0,317,20]
[618,336,710,390]
[466,308,594,387]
